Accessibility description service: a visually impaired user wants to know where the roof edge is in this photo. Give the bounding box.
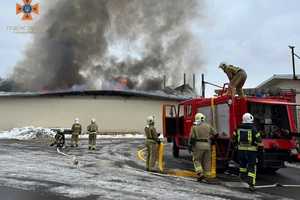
[0,90,190,101]
[257,74,300,88]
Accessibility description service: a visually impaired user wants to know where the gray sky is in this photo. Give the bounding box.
[0,0,299,95]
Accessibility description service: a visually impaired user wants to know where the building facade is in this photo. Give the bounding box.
[0,91,186,133]
[256,74,300,130]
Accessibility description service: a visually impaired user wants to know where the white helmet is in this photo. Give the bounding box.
[147,116,155,125]
[75,118,80,123]
[91,118,96,123]
[195,113,206,122]
[242,113,254,123]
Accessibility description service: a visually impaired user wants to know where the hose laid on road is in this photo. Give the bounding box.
[137,147,300,188]
[137,146,198,178]
[137,147,146,162]
[57,147,79,166]
[255,183,300,189]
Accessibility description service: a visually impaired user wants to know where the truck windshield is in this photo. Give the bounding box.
[248,103,292,139]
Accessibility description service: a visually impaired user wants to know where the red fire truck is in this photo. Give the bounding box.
[163,89,299,172]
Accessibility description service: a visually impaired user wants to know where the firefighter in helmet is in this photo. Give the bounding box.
[234,113,262,191]
[219,63,247,98]
[50,129,65,149]
[71,118,82,147]
[87,118,98,150]
[189,113,217,181]
[145,116,160,172]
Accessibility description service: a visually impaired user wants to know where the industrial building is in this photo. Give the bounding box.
[256,74,300,103]
[0,90,188,133]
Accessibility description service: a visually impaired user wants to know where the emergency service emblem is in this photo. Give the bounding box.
[16,0,40,21]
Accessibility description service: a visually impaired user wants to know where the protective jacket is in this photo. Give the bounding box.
[87,123,98,133]
[189,122,217,149]
[223,65,242,80]
[145,125,159,143]
[72,123,82,135]
[235,123,261,151]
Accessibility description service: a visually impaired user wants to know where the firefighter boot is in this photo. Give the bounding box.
[249,185,255,192]
[239,172,247,182]
[197,173,205,182]
[247,174,256,192]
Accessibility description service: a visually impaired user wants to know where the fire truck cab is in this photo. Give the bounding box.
[163,92,299,172]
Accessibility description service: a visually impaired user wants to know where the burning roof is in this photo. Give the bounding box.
[8,0,205,92]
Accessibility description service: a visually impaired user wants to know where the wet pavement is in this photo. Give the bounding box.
[0,138,299,199]
[0,186,95,200]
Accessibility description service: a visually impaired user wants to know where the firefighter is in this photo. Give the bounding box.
[189,113,217,181]
[234,113,262,191]
[145,116,160,172]
[87,118,98,150]
[71,118,82,147]
[219,63,247,98]
[50,129,65,148]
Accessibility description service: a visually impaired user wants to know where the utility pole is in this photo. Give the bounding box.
[201,73,205,97]
[289,46,297,80]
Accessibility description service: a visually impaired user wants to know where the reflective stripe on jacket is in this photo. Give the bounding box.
[236,123,261,151]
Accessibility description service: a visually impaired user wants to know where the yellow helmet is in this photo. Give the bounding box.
[219,62,227,70]
[195,113,205,122]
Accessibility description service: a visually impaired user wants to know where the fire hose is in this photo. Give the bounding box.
[137,143,217,179]
[137,145,198,178]
[255,183,300,189]
[57,147,79,166]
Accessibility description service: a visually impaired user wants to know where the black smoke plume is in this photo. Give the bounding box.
[11,0,204,92]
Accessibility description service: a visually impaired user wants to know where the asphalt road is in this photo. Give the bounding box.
[163,143,300,200]
[0,138,299,200]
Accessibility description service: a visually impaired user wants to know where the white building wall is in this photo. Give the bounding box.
[0,95,179,133]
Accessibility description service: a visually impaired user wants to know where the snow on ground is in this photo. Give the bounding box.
[0,127,145,140]
[0,137,282,200]
[0,127,56,140]
[0,128,293,199]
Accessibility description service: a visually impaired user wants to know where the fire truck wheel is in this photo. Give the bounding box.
[173,140,179,158]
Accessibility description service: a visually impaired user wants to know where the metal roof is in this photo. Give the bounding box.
[0,90,190,101]
[257,74,300,88]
